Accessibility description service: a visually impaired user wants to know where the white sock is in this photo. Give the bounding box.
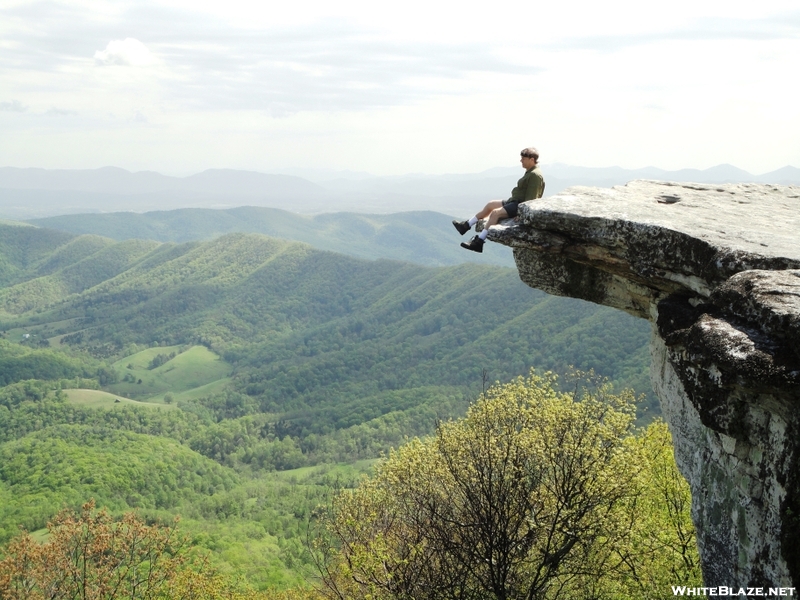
[478,228,489,241]
[468,216,479,227]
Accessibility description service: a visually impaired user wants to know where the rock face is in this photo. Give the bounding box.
[488,180,800,587]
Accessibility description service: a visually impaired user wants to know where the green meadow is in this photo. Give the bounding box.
[64,388,174,410]
[108,345,232,400]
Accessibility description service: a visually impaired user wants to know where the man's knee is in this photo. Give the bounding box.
[490,207,508,221]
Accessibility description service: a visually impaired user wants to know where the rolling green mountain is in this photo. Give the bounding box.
[0,238,161,314]
[1,220,653,425]
[0,221,76,287]
[29,207,515,267]
[2,229,651,400]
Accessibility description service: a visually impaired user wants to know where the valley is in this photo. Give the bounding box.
[0,214,653,587]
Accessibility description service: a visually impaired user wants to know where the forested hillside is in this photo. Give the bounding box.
[0,219,654,588]
[1,224,651,410]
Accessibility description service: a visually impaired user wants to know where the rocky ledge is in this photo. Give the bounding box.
[488,180,800,588]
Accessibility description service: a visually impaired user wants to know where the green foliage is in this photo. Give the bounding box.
[316,371,641,599]
[315,373,698,600]
[0,379,378,587]
[150,351,177,369]
[0,238,161,314]
[2,227,651,406]
[0,216,666,592]
[602,420,703,598]
[0,379,65,409]
[28,233,113,277]
[0,223,74,288]
[0,424,239,538]
[0,392,200,445]
[0,339,91,386]
[2,229,652,433]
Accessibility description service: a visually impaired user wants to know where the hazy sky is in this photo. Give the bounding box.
[1,0,798,175]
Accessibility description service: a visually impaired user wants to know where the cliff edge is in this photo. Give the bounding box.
[489,180,800,587]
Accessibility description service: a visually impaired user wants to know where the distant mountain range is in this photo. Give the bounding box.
[0,166,325,196]
[1,163,798,220]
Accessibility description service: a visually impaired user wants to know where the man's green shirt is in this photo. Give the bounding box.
[505,166,545,205]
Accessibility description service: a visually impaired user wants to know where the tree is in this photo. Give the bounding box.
[314,371,642,600]
[0,500,205,599]
[605,420,702,598]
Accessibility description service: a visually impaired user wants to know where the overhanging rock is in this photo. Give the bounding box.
[489,180,800,587]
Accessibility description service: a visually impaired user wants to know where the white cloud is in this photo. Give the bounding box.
[94,38,155,66]
[45,107,78,116]
[0,0,798,175]
[0,100,27,112]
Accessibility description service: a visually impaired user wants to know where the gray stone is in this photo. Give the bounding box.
[488,180,800,588]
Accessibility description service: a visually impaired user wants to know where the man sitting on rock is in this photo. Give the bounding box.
[453,147,545,253]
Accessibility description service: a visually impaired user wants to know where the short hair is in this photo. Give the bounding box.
[520,147,539,161]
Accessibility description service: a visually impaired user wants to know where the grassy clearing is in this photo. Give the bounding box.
[0,327,37,343]
[64,388,174,410]
[111,345,185,370]
[48,331,81,346]
[271,459,379,485]
[37,318,85,345]
[158,377,231,403]
[108,345,232,399]
[0,318,83,346]
[29,528,50,543]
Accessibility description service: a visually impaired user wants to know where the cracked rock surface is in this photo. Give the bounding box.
[489,180,800,587]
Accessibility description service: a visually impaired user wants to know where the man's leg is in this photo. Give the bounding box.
[460,205,509,252]
[475,200,504,220]
[453,200,503,235]
[483,205,509,230]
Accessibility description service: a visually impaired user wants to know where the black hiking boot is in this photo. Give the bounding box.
[460,235,484,253]
[452,219,471,235]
